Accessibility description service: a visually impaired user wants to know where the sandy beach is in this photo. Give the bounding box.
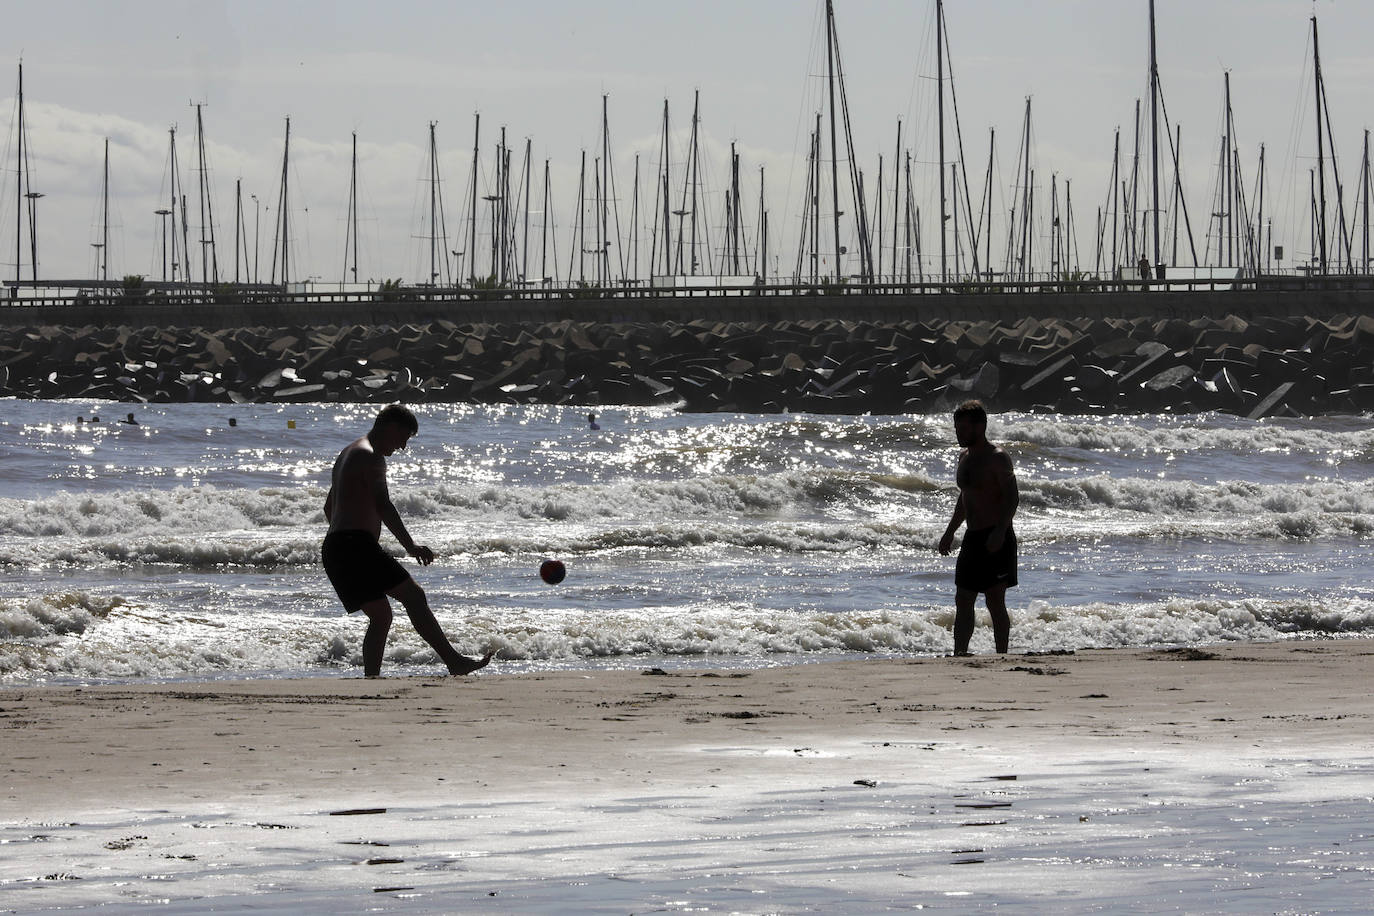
[3,640,1373,912]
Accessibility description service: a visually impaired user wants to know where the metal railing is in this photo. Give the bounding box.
[3,271,1373,310]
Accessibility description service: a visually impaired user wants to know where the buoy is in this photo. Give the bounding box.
[539,559,567,585]
[287,419,297,429]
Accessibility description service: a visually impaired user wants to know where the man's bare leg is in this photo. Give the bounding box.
[358,599,393,678]
[387,578,493,675]
[985,586,1011,654]
[953,587,978,656]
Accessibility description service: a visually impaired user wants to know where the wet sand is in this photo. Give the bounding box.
[3,640,1372,911]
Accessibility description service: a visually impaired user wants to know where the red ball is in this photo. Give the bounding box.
[539,559,567,585]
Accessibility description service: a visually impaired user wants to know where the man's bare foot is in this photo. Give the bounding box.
[448,651,495,676]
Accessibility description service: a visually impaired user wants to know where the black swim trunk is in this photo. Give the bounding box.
[955,526,1018,593]
[322,530,411,613]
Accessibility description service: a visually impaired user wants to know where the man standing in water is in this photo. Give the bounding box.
[938,400,1020,655]
[323,404,492,677]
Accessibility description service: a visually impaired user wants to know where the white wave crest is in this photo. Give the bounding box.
[0,592,126,640]
[1023,475,1374,539]
[1005,416,1374,461]
[0,486,324,539]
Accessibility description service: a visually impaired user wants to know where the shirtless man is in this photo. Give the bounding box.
[938,400,1020,655]
[322,404,492,677]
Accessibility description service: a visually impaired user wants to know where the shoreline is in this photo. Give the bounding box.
[4,638,1369,812]
[3,638,1372,910]
[2,628,1363,692]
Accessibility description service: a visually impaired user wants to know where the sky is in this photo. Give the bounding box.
[3,0,1373,286]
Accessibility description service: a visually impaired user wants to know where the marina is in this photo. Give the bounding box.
[4,2,1373,303]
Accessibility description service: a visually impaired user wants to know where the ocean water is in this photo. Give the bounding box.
[2,399,1372,684]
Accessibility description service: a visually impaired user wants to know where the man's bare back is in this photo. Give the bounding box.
[326,436,387,538]
[956,442,1017,535]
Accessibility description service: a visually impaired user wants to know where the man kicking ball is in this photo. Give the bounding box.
[322,404,492,677]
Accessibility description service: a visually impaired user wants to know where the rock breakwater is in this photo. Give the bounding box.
[2,314,1371,418]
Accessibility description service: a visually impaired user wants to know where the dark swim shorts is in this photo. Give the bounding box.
[322,530,410,613]
[955,526,1018,593]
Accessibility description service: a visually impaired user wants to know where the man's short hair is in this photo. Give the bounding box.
[373,404,419,434]
[953,399,988,426]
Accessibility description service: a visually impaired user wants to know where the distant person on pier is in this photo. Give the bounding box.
[322,404,492,677]
[1138,255,1152,283]
[938,400,1020,656]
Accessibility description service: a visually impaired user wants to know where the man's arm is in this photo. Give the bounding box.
[370,458,434,565]
[938,492,966,556]
[323,486,335,523]
[985,451,1019,551]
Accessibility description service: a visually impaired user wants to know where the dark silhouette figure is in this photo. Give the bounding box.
[938,400,1020,655]
[322,405,493,677]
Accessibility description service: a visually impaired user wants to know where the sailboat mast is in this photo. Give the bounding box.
[592,156,602,284]
[195,104,219,285]
[271,117,290,286]
[660,100,671,276]
[1255,144,1266,274]
[688,90,701,275]
[1171,124,1181,266]
[1049,174,1059,277]
[1172,121,1201,268]
[602,95,610,285]
[1019,99,1032,281]
[824,0,842,282]
[951,163,960,277]
[540,159,550,283]
[1148,0,1161,271]
[904,151,913,282]
[520,138,531,284]
[168,128,182,283]
[1224,73,1233,267]
[1066,179,1075,274]
[758,165,767,281]
[1110,129,1120,272]
[731,143,741,274]
[875,155,884,281]
[1128,98,1141,264]
[233,178,241,283]
[630,154,640,284]
[1312,16,1327,274]
[429,123,440,284]
[500,127,509,284]
[813,114,821,282]
[1363,130,1371,273]
[936,0,947,284]
[576,150,586,284]
[983,128,995,279]
[468,114,479,283]
[892,120,902,282]
[13,62,20,285]
[351,132,359,281]
[101,137,110,281]
[343,131,358,283]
